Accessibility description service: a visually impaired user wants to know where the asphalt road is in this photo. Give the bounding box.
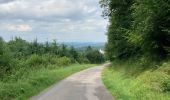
[30,63,113,100]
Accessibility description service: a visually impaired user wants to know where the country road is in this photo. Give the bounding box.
[30,63,113,100]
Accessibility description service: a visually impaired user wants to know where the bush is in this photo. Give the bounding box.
[77,57,89,64]
[41,54,58,65]
[56,56,72,66]
[25,55,48,67]
[16,55,73,70]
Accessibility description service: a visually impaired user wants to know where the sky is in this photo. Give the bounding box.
[0,0,108,42]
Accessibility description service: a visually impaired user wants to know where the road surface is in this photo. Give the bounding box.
[30,63,113,100]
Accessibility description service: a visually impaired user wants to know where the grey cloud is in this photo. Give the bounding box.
[0,0,16,4]
[0,0,98,22]
[0,0,108,42]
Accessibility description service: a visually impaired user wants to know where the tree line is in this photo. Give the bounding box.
[0,37,104,79]
[100,0,170,64]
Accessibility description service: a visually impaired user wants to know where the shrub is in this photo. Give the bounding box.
[25,55,48,67]
[56,56,72,66]
[77,56,89,64]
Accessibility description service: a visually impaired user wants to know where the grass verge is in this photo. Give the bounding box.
[0,64,95,100]
[102,62,170,100]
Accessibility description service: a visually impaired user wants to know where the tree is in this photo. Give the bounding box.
[69,46,79,61]
[100,0,135,60]
[131,0,170,59]
[100,0,170,61]
[59,44,69,57]
[0,37,13,77]
[8,37,30,58]
[51,40,59,55]
[85,46,105,63]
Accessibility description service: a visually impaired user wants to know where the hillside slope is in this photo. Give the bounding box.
[102,61,170,100]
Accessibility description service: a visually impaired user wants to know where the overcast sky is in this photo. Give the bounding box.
[0,0,108,42]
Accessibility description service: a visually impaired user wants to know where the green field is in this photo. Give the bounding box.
[0,64,95,100]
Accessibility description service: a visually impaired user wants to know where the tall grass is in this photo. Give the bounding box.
[102,61,170,100]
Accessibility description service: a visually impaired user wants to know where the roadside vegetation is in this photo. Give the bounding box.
[102,61,170,100]
[0,64,94,100]
[0,37,104,100]
[100,0,170,100]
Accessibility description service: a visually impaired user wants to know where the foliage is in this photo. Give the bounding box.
[55,56,72,66]
[100,0,170,61]
[100,0,135,60]
[76,53,90,64]
[100,1,170,99]
[8,37,30,58]
[130,0,170,59]
[0,38,14,78]
[25,54,48,67]
[0,64,95,100]
[0,36,105,79]
[0,36,105,81]
[85,46,105,63]
[0,36,99,100]
[102,62,170,100]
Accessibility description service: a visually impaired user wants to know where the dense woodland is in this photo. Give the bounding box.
[100,0,170,67]
[100,0,170,99]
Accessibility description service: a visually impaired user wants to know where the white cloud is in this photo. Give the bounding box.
[6,24,32,32]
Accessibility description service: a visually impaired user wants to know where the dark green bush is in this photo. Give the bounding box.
[86,50,105,64]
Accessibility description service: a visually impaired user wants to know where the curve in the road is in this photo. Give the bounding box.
[30,63,114,100]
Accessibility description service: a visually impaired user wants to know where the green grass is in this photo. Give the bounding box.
[102,62,170,100]
[0,64,95,100]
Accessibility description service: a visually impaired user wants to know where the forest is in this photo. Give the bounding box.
[100,0,170,99]
[0,37,104,99]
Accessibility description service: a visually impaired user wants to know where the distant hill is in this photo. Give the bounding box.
[60,42,105,50]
